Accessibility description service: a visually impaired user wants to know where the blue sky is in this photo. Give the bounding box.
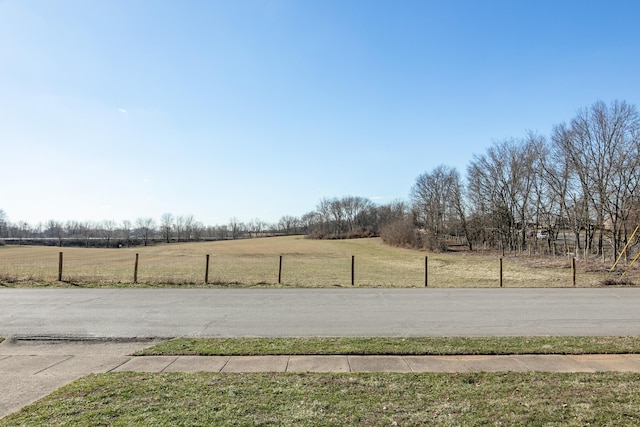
[2,0,639,226]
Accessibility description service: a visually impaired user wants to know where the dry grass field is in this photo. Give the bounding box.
[0,236,632,287]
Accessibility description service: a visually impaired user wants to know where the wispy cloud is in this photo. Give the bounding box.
[118,108,127,113]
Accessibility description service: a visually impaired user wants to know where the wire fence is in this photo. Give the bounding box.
[0,245,628,288]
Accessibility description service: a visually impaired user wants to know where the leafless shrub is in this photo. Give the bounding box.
[380,218,424,249]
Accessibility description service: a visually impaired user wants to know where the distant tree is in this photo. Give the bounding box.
[301,211,320,235]
[315,198,333,236]
[466,136,542,251]
[183,214,195,242]
[160,213,174,243]
[540,137,582,252]
[65,220,81,239]
[246,218,270,237]
[100,220,117,246]
[329,198,345,235]
[449,169,473,251]
[370,201,407,236]
[45,220,64,246]
[191,221,205,241]
[121,220,133,244]
[14,221,31,244]
[135,217,156,246]
[79,221,95,247]
[205,225,217,240]
[278,215,300,235]
[217,225,229,240]
[0,209,7,238]
[229,217,243,240]
[342,196,373,233]
[411,165,459,239]
[552,100,640,257]
[173,216,185,242]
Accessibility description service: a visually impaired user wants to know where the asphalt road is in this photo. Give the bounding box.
[1,288,639,338]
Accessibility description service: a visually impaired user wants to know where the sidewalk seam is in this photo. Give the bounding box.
[106,357,133,373]
[402,356,414,372]
[33,355,74,375]
[160,357,180,373]
[219,356,232,372]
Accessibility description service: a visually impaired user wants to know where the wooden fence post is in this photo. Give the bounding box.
[425,256,428,287]
[351,255,355,286]
[205,254,210,284]
[134,253,139,284]
[278,255,283,284]
[58,252,63,281]
[499,257,503,288]
[572,257,576,287]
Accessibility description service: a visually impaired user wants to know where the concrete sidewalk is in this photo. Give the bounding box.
[113,353,640,374]
[3,339,640,419]
[0,339,163,419]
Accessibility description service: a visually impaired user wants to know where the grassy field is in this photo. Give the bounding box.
[3,371,640,426]
[0,236,626,287]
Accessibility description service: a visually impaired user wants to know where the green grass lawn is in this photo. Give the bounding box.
[137,336,640,356]
[3,371,640,426]
[4,336,640,425]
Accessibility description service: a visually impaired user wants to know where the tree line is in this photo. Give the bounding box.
[0,198,408,248]
[2,100,638,257]
[408,100,640,256]
[0,211,289,247]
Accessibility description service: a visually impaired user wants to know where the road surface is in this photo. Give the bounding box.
[1,288,639,338]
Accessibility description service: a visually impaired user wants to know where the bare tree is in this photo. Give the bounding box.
[65,220,81,240]
[449,169,473,251]
[121,220,133,245]
[79,221,95,247]
[553,100,640,257]
[191,221,205,241]
[375,200,408,232]
[467,136,541,251]
[315,198,333,236]
[301,211,321,235]
[412,165,459,238]
[229,217,243,240]
[217,225,229,240]
[173,216,185,242]
[135,217,156,246]
[183,214,195,242]
[160,213,174,243]
[46,220,64,246]
[15,221,31,244]
[543,133,586,253]
[100,220,117,246]
[0,209,7,238]
[329,198,345,236]
[342,196,373,233]
[252,219,268,237]
[278,215,300,235]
